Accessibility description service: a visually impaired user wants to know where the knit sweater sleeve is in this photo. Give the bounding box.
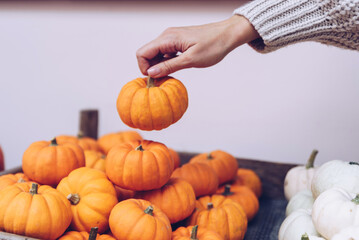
[233,0,359,53]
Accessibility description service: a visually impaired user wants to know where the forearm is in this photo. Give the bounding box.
[234,0,359,52]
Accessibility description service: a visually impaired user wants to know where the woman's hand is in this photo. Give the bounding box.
[136,15,259,78]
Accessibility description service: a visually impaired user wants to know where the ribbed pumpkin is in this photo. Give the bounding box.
[171,162,218,197]
[190,150,238,185]
[98,131,143,154]
[84,150,106,172]
[106,140,174,191]
[187,195,247,240]
[169,148,181,169]
[117,76,188,131]
[0,182,72,239]
[109,199,172,240]
[0,145,4,171]
[135,178,196,223]
[0,173,29,191]
[172,225,224,240]
[22,138,85,186]
[232,168,262,197]
[57,133,103,153]
[114,185,135,201]
[58,227,116,240]
[217,184,259,221]
[57,167,118,234]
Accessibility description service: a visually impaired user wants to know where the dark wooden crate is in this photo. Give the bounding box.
[0,152,295,240]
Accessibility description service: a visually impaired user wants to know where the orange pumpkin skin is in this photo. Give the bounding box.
[0,182,72,239]
[172,225,224,240]
[57,167,118,234]
[109,199,172,240]
[57,135,103,153]
[169,148,181,169]
[190,150,238,185]
[0,173,30,191]
[217,185,259,221]
[171,162,218,197]
[98,131,143,154]
[114,185,135,201]
[84,150,106,172]
[187,195,247,240]
[0,145,4,171]
[135,178,196,224]
[22,138,85,186]
[106,140,174,191]
[58,231,95,240]
[117,76,188,131]
[232,168,262,197]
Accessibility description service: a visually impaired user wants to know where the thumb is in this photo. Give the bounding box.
[147,54,191,78]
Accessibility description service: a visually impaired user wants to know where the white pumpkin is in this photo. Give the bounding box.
[312,187,359,239]
[311,160,359,199]
[301,233,326,240]
[331,225,359,240]
[286,189,314,216]
[278,209,320,240]
[284,150,318,200]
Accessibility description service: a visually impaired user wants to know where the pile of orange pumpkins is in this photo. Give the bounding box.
[0,130,262,240]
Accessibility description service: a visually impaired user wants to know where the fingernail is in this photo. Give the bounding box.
[147,67,161,76]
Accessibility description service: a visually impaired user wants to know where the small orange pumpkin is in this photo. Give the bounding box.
[217,184,259,221]
[22,138,85,186]
[117,76,188,131]
[0,173,30,191]
[109,199,172,240]
[187,195,247,240]
[190,150,238,185]
[169,148,181,169]
[0,145,4,171]
[172,225,223,240]
[98,131,143,154]
[57,167,118,233]
[58,227,116,240]
[0,182,72,239]
[84,150,106,172]
[57,132,103,153]
[106,140,173,191]
[171,162,218,197]
[232,168,262,197]
[135,178,196,224]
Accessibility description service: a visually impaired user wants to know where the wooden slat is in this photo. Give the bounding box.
[0,231,39,240]
[79,109,99,140]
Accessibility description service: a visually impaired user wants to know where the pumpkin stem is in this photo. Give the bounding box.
[77,131,84,139]
[349,162,359,166]
[190,225,199,240]
[101,154,106,159]
[50,137,58,146]
[301,233,309,240]
[67,193,81,205]
[352,194,359,205]
[144,205,154,216]
[29,183,38,195]
[147,77,156,88]
[305,149,318,169]
[135,145,144,151]
[17,178,26,183]
[207,153,213,160]
[88,227,98,240]
[207,202,214,210]
[222,185,234,196]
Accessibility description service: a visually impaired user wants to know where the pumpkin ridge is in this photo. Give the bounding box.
[128,88,141,129]
[20,192,33,237]
[42,192,56,239]
[125,208,148,239]
[159,87,175,124]
[146,88,154,130]
[120,150,131,188]
[146,150,162,188]
[163,82,187,120]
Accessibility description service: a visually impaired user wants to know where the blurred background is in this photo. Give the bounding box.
[0,1,358,169]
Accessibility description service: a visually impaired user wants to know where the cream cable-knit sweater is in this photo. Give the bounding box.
[234,0,359,52]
